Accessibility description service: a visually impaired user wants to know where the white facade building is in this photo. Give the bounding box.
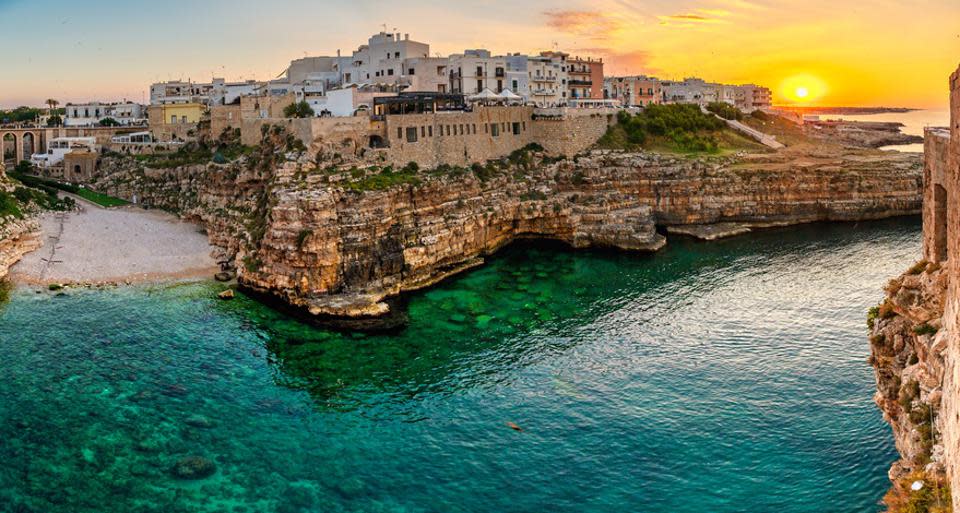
[30,137,97,168]
[64,102,146,126]
[449,50,508,95]
[337,32,431,85]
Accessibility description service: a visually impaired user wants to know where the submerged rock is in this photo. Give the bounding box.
[184,414,215,429]
[171,455,216,480]
[218,289,235,300]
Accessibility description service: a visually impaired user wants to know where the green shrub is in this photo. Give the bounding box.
[0,190,22,219]
[913,324,938,336]
[283,101,315,119]
[867,306,881,330]
[706,102,744,121]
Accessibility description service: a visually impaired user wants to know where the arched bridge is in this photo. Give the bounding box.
[1,127,46,165]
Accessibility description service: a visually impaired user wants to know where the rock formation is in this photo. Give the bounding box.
[85,127,922,329]
[868,66,958,513]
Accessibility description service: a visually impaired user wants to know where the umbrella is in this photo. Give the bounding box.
[468,89,501,102]
[498,89,522,101]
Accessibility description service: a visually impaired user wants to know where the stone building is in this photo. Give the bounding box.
[63,150,98,182]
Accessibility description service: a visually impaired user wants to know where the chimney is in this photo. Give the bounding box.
[405,33,409,40]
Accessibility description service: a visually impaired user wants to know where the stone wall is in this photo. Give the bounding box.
[532,109,617,157]
[381,106,536,167]
[873,63,959,512]
[941,65,960,513]
[210,104,242,138]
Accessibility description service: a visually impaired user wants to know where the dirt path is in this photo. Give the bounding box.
[10,198,217,285]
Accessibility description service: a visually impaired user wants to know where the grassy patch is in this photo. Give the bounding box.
[9,172,127,208]
[913,324,938,336]
[596,104,764,155]
[0,190,23,219]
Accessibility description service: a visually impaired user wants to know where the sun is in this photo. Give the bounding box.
[780,74,828,104]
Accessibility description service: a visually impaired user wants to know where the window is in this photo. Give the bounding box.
[472,123,476,134]
[484,124,488,134]
[406,127,418,143]
[497,80,503,92]
[446,125,451,136]
[459,124,463,135]
[171,115,177,124]
[522,121,526,131]
[490,123,499,136]
[397,127,403,139]
[181,116,188,123]
[409,68,415,75]
[394,52,400,58]
[476,66,483,77]
[512,80,518,90]
[512,122,521,135]
[421,126,426,138]
[428,126,433,137]
[387,69,394,76]
[476,80,483,92]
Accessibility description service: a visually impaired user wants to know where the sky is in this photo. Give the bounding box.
[0,0,958,109]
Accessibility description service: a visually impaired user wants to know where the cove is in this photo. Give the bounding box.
[0,217,919,513]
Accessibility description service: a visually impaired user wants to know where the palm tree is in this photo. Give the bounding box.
[45,99,61,127]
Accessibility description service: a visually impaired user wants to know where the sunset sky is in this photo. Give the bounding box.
[1,0,958,109]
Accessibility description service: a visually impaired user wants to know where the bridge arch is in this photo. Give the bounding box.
[21,132,36,161]
[1,132,18,165]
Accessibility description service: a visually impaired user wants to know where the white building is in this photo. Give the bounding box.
[150,78,263,106]
[30,137,97,168]
[401,57,450,93]
[735,84,773,112]
[337,31,431,85]
[64,102,146,126]
[525,54,568,107]
[449,50,508,95]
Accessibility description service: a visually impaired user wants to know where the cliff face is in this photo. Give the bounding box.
[88,137,922,327]
[868,67,959,513]
[870,264,953,511]
[0,218,40,281]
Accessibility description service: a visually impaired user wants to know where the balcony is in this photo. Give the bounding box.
[568,80,592,86]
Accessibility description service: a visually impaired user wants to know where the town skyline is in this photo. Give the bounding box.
[2,0,959,110]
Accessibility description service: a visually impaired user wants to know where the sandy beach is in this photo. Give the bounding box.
[10,198,218,285]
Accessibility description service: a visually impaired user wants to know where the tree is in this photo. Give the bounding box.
[47,115,62,127]
[99,117,121,127]
[283,101,315,119]
[45,99,59,113]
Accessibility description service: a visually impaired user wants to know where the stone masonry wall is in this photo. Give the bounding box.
[940,65,960,513]
[532,110,618,157]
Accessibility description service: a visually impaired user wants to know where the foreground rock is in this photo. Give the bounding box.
[171,455,216,480]
[0,218,41,281]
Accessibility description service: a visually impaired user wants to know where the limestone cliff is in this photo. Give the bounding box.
[0,218,40,281]
[870,263,954,512]
[867,66,959,513]
[87,130,922,328]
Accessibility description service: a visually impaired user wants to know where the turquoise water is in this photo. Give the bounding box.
[0,218,920,513]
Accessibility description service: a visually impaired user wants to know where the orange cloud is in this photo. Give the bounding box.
[543,10,622,40]
[574,47,659,76]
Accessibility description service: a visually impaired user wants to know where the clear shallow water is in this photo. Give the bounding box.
[0,218,921,513]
